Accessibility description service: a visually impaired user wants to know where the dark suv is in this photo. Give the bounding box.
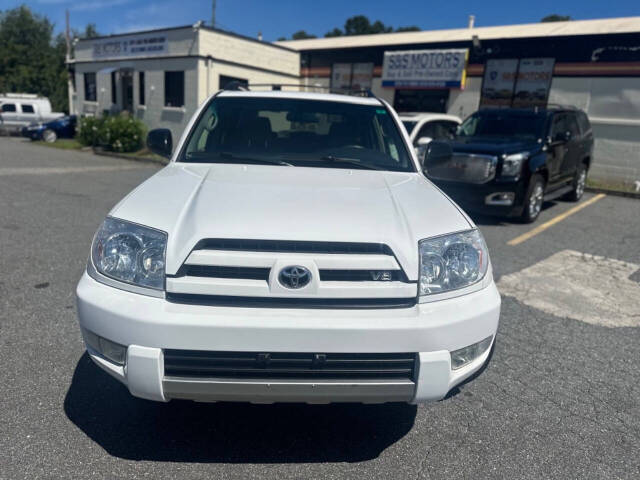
[423,107,594,222]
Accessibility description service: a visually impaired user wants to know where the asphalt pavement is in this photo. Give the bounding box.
[1,137,639,479]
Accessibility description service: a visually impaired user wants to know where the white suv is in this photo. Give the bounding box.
[76,90,500,404]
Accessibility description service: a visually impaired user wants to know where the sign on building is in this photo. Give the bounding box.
[92,34,167,59]
[331,63,374,91]
[381,49,468,89]
[480,59,519,107]
[512,58,555,108]
[480,58,555,108]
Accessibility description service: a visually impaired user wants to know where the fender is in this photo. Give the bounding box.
[527,151,548,178]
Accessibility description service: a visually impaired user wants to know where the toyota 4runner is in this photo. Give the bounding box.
[76,89,501,404]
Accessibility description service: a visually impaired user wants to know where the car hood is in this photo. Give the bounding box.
[110,163,471,278]
[451,136,542,156]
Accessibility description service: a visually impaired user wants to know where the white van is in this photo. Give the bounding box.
[0,93,64,133]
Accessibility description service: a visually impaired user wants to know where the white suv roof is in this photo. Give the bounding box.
[216,90,384,106]
[398,112,461,123]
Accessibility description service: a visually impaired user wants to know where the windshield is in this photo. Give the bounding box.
[181,97,414,172]
[401,120,417,134]
[457,111,546,140]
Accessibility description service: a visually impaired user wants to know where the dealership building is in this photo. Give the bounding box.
[69,17,640,184]
[69,25,299,142]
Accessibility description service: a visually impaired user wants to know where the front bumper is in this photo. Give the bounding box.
[434,179,527,217]
[76,272,501,404]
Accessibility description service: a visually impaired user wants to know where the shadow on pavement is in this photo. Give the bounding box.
[64,353,417,463]
[468,201,557,226]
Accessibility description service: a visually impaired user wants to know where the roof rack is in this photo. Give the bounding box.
[544,103,578,110]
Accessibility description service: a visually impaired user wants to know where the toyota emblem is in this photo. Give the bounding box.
[278,265,312,289]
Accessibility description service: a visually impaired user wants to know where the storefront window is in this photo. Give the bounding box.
[164,71,184,107]
[139,72,145,105]
[84,72,97,102]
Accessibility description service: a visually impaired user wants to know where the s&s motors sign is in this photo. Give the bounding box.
[382,49,468,89]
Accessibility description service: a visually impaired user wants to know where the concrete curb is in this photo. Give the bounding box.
[92,148,169,166]
[585,186,640,200]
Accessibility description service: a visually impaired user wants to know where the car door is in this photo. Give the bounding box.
[547,114,569,186]
[561,113,582,180]
[20,103,37,125]
[0,103,19,129]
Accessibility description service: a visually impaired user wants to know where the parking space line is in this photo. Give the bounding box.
[507,193,606,246]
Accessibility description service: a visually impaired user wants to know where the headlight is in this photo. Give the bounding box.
[419,229,489,296]
[90,217,167,290]
[501,152,527,177]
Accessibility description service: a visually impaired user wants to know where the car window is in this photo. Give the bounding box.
[458,112,545,140]
[1,103,16,113]
[416,121,438,141]
[401,120,417,134]
[182,97,414,172]
[21,104,35,114]
[577,112,591,134]
[566,114,580,138]
[550,114,567,138]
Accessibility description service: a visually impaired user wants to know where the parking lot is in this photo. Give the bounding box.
[1,136,639,479]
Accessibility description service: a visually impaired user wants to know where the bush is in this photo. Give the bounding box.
[77,114,146,153]
[77,116,102,146]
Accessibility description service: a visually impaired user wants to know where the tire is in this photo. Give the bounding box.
[42,129,57,143]
[565,163,587,202]
[521,174,545,223]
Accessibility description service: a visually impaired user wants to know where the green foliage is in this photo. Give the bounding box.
[292,30,316,40]
[77,116,103,146]
[322,15,421,38]
[0,6,68,112]
[541,14,571,22]
[0,6,101,113]
[78,114,146,153]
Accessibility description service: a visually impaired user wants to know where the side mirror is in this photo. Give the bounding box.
[422,141,453,169]
[147,128,172,158]
[552,130,571,143]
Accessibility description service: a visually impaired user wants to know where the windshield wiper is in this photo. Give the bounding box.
[320,155,382,171]
[185,152,293,166]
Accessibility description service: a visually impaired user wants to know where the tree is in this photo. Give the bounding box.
[291,30,316,40]
[396,26,420,32]
[322,15,420,38]
[83,23,100,38]
[0,6,68,112]
[324,27,343,38]
[541,14,571,22]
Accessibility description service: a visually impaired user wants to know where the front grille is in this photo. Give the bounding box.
[183,265,270,280]
[166,293,417,309]
[178,265,409,283]
[193,239,394,255]
[426,153,497,184]
[164,350,417,380]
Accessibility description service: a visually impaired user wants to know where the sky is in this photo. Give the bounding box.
[2,0,640,41]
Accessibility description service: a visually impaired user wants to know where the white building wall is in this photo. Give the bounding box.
[74,57,199,142]
[198,29,299,78]
[550,77,640,185]
[447,77,481,120]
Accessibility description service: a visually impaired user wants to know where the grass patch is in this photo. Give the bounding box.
[33,138,84,150]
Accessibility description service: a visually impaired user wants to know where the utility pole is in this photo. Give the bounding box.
[211,0,216,27]
[65,9,74,114]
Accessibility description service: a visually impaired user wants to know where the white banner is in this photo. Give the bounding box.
[331,63,352,91]
[480,59,518,107]
[351,63,374,90]
[92,34,167,59]
[381,49,468,89]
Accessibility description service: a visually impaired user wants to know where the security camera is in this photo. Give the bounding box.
[192,20,203,31]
